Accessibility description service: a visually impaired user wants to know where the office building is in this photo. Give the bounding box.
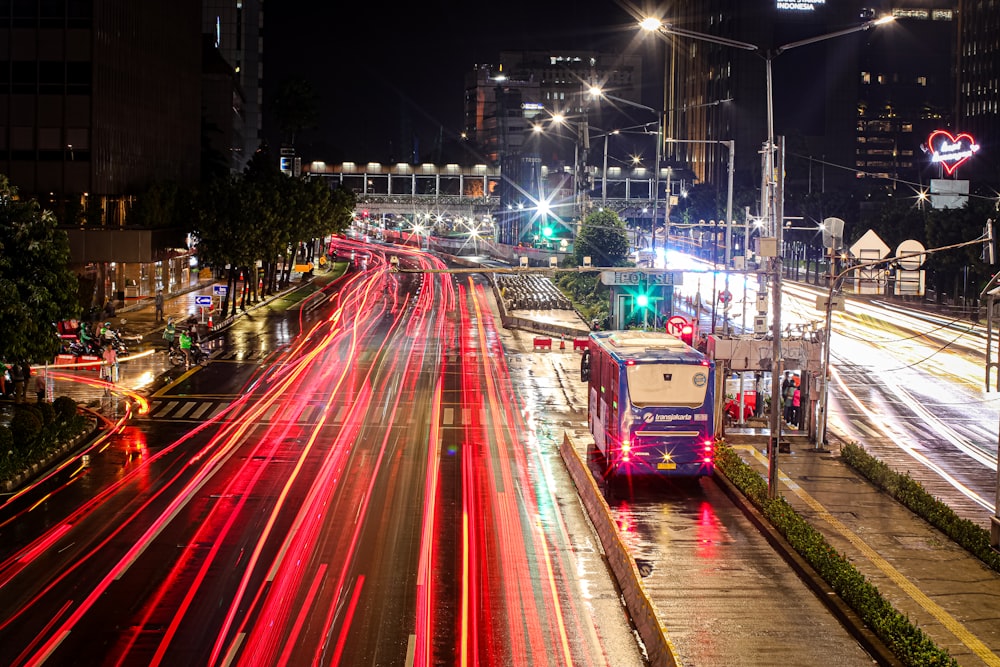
[203,0,263,172]
[0,0,202,224]
[957,0,1000,187]
[0,1,203,308]
[464,50,643,245]
[661,1,958,199]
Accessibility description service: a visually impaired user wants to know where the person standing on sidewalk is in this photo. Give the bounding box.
[35,368,46,403]
[9,360,25,404]
[102,344,118,385]
[154,289,164,322]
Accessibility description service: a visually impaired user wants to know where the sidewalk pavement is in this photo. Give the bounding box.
[723,434,1000,667]
[27,275,313,420]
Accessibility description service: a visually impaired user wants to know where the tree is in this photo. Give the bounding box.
[129,181,195,229]
[272,77,319,148]
[574,208,630,267]
[0,175,80,363]
[924,198,994,307]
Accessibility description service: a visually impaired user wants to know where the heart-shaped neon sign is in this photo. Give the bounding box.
[927,130,979,176]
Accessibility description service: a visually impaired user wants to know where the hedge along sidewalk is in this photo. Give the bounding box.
[840,441,1000,574]
[1,397,92,491]
[714,444,958,667]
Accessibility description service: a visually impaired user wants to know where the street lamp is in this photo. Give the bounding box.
[545,112,595,225]
[586,87,663,254]
[641,13,895,496]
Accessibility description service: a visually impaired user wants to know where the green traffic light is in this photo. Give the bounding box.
[636,294,649,308]
[542,225,553,238]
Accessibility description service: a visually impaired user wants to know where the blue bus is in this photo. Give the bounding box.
[582,330,716,478]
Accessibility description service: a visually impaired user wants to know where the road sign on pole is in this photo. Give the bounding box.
[213,285,228,297]
[195,295,213,307]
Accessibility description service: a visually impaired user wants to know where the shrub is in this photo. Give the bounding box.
[52,396,78,422]
[36,401,56,426]
[0,426,12,456]
[9,407,43,448]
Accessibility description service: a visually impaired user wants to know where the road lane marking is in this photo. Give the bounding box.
[736,444,1000,666]
[151,367,200,397]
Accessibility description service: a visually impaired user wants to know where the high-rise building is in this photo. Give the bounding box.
[464,50,643,245]
[0,0,202,225]
[661,1,958,199]
[856,3,956,189]
[203,0,263,172]
[957,0,1000,187]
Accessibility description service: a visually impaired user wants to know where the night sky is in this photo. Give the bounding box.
[263,1,647,163]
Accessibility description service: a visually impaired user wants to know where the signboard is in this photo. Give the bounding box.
[895,239,926,271]
[666,315,688,335]
[600,271,679,286]
[930,178,969,210]
[850,229,890,260]
[816,295,845,312]
[213,285,228,297]
[927,130,979,176]
[195,295,213,307]
[776,0,825,10]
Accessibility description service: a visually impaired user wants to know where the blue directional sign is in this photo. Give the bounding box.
[213,285,228,297]
[195,295,213,307]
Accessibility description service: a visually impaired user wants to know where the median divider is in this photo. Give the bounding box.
[559,432,679,667]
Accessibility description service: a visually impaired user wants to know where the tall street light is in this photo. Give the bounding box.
[586,87,664,254]
[641,14,895,497]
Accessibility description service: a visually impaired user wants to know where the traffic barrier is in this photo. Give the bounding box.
[79,355,101,372]
[573,338,589,352]
[533,337,552,350]
[559,433,678,667]
[54,354,77,366]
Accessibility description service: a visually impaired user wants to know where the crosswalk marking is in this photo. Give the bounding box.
[172,402,196,419]
[189,402,214,420]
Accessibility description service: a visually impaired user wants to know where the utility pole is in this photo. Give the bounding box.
[767,136,785,495]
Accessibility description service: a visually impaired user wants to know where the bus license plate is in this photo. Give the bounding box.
[657,462,677,470]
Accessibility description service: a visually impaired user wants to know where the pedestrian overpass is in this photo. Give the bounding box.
[305,160,673,222]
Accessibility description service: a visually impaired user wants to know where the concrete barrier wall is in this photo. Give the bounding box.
[559,433,679,667]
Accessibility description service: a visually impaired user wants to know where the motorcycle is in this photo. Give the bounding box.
[168,341,208,367]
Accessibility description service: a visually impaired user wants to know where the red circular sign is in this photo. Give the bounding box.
[719,289,732,304]
[666,315,688,335]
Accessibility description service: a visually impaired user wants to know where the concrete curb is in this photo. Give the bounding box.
[712,468,903,667]
[559,433,679,667]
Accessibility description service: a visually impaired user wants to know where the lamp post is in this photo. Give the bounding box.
[642,13,895,497]
[587,87,664,253]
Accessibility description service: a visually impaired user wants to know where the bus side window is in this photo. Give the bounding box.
[580,348,591,382]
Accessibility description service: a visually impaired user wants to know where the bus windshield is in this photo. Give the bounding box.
[626,363,709,408]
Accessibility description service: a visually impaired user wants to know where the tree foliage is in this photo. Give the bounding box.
[574,208,629,267]
[192,158,356,317]
[272,77,319,148]
[0,175,80,363]
[924,198,995,303]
